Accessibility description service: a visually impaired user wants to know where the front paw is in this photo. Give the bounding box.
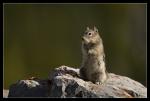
[95,81,103,85]
[95,82,104,85]
[88,50,96,55]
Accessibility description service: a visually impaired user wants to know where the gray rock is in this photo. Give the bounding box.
[8,65,147,98]
[8,79,51,97]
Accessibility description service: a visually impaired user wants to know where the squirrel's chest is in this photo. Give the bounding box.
[85,57,100,71]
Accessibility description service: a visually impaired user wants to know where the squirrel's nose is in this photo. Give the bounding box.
[82,37,84,41]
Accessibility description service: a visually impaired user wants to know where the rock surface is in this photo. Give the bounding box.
[8,78,50,97]
[8,65,147,98]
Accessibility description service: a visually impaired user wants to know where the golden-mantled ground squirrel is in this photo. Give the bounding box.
[80,26,108,84]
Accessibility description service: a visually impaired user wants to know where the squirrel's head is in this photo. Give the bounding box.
[82,26,101,45]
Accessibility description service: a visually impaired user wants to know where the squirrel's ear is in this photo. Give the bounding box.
[94,26,98,32]
[86,27,90,31]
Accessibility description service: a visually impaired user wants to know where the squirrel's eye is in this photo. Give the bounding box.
[88,33,92,36]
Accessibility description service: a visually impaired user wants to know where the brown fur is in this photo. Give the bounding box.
[80,26,108,84]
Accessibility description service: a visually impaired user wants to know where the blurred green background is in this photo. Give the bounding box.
[4,4,146,89]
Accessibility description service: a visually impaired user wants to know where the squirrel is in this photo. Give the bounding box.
[80,26,108,84]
